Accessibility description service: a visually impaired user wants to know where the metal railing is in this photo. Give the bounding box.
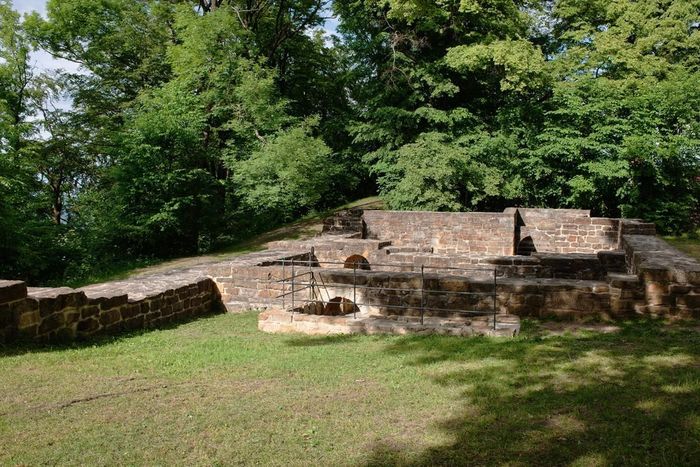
[275,259,499,330]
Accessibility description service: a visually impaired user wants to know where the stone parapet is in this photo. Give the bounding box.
[0,273,222,344]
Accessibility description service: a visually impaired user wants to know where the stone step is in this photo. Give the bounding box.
[382,246,434,254]
[606,273,641,288]
[0,280,28,305]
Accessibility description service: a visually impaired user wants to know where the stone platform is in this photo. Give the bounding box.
[258,309,520,337]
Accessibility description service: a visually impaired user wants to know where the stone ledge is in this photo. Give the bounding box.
[0,280,28,304]
[0,273,223,344]
[258,309,520,337]
[623,235,700,284]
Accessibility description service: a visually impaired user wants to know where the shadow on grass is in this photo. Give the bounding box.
[284,333,361,347]
[0,311,227,358]
[365,319,700,466]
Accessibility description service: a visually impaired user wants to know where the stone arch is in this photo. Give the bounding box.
[344,254,370,270]
[517,236,537,256]
[324,297,358,316]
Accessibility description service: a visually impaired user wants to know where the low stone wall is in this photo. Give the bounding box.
[258,309,520,337]
[3,207,686,345]
[207,249,317,312]
[622,235,700,317]
[0,274,222,344]
[363,210,516,255]
[280,269,644,321]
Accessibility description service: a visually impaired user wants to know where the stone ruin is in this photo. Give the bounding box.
[2,207,700,343]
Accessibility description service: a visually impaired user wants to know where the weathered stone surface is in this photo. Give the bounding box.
[0,280,27,304]
[77,317,100,334]
[18,310,40,329]
[38,312,65,334]
[259,309,519,337]
[0,303,12,327]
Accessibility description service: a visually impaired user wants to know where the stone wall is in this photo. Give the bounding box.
[512,208,621,253]
[363,210,516,255]
[2,206,686,345]
[286,269,629,320]
[622,235,700,317]
[0,275,222,344]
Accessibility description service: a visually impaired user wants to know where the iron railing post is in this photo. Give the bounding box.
[309,256,313,303]
[291,260,295,312]
[493,268,497,330]
[421,265,425,325]
[353,263,357,319]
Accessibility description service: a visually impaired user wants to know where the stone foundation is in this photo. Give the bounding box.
[258,309,520,337]
[2,206,697,343]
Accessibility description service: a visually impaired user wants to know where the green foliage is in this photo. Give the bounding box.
[527,0,700,231]
[0,1,69,282]
[339,0,700,226]
[234,119,338,221]
[336,0,547,212]
[2,0,700,284]
[373,132,503,211]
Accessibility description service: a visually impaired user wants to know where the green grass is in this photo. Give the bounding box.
[2,314,700,466]
[665,234,700,261]
[64,196,384,288]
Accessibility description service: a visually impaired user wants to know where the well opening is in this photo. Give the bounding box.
[344,254,371,270]
[324,297,358,316]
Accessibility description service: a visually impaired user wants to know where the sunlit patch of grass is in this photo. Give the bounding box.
[570,453,608,467]
[635,398,670,415]
[661,381,700,394]
[545,414,586,435]
[642,353,696,367]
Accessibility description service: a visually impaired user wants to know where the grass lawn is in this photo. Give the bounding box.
[1,314,699,466]
[665,235,700,262]
[63,196,384,288]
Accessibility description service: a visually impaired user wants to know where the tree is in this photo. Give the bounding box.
[335,0,548,211]
[0,1,69,281]
[529,0,700,231]
[234,118,337,221]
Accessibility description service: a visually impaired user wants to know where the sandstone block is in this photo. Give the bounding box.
[77,318,100,335]
[81,305,99,319]
[124,315,145,330]
[99,308,122,327]
[18,310,40,328]
[0,281,27,304]
[675,294,700,310]
[38,312,65,334]
[0,304,11,327]
[121,303,142,319]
